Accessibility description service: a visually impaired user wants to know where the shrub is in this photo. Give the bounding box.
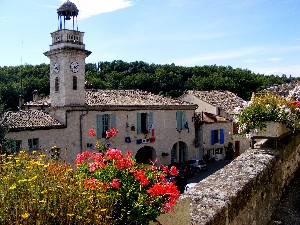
[234,93,300,136]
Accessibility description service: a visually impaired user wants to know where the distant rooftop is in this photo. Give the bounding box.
[195,112,229,124]
[25,89,196,108]
[2,110,63,131]
[184,90,246,114]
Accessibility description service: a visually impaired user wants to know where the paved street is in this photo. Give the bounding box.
[185,160,232,192]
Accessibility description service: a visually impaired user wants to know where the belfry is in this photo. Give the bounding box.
[44,0,91,107]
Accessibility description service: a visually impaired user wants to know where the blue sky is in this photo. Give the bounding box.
[0,0,299,76]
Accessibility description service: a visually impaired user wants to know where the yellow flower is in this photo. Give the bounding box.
[82,192,87,195]
[100,209,107,212]
[39,200,46,203]
[18,179,28,183]
[67,213,74,217]
[9,184,16,190]
[76,215,82,219]
[21,212,30,219]
[29,176,38,181]
[51,213,55,217]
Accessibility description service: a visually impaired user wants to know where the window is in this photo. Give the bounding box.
[215,148,223,154]
[28,138,39,151]
[176,111,188,131]
[211,129,224,145]
[137,112,153,134]
[97,114,116,138]
[55,77,59,92]
[12,140,22,153]
[73,76,77,90]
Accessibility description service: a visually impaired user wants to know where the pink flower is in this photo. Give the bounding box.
[88,162,97,172]
[106,127,119,138]
[110,179,120,189]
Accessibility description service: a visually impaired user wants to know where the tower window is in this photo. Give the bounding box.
[55,77,59,92]
[73,76,77,90]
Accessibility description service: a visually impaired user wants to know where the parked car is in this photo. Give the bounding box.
[185,159,207,172]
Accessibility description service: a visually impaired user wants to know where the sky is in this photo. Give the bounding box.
[0,0,299,76]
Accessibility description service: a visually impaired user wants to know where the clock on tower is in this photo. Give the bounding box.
[44,0,91,107]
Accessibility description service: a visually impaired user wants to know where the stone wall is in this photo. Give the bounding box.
[153,132,300,225]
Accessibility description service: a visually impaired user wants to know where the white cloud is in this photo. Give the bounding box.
[252,65,300,77]
[60,0,134,19]
[269,57,281,62]
[174,46,266,66]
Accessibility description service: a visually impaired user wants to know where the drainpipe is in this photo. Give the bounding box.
[79,111,89,153]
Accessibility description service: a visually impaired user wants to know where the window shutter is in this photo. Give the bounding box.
[148,112,153,128]
[97,114,103,138]
[176,111,182,131]
[211,130,215,145]
[220,129,224,144]
[111,114,116,129]
[182,111,187,129]
[137,113,142,134]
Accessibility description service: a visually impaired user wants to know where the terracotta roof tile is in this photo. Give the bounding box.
[195,112,228,124]
[185,90,246,114]
[86,89,193,106]
[26,89,195,107]
[2,110,63,130]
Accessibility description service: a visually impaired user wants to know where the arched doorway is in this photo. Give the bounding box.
[135,146,156,165]
[171,141,188,163]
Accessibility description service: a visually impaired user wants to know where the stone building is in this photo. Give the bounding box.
[195,112,232,160]
[2,1,198,166]
[179,90,250,157]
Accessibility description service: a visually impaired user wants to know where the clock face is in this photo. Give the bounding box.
[53,63,60,73]
[70,61,79,73]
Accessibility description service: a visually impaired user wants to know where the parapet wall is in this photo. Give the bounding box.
[152,132,300,225]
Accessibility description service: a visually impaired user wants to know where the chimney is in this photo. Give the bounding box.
[19,95,24,110]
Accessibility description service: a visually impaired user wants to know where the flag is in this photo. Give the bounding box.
[149,124,155,137]
[184,121,189,133]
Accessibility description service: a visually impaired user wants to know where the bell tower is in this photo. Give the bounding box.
[44,0,91,107]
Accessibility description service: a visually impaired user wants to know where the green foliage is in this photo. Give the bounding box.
[0,62,297,112]
[234,94,300,135]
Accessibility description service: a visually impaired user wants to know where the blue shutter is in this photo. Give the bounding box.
[97,114,103,138]
[211,130,215,145]
[137,113,141,134]
[111,114,116,129]
[182,111,187,130]
[220,129,224,144]
[176,111,182,131]
[148,112,153,131]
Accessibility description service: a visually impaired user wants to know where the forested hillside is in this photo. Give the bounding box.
[0,60,296,111]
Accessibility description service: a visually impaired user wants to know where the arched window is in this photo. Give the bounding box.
[73,76,77,90]
[55,77,59,92]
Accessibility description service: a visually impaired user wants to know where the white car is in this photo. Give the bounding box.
[185,159,207,172]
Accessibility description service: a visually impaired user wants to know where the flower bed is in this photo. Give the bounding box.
[0,128,180,225]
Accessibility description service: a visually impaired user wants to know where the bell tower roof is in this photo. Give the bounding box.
[57,0,79,30]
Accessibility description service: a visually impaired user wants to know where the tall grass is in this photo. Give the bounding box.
[0,151,114,224]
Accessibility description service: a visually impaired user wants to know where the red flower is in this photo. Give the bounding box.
[83,178,100,190]
[169,166,178,176]
[134,170,150,186]
[161,164,168,174]
[88,128,96,136]
[110,179,120,189]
